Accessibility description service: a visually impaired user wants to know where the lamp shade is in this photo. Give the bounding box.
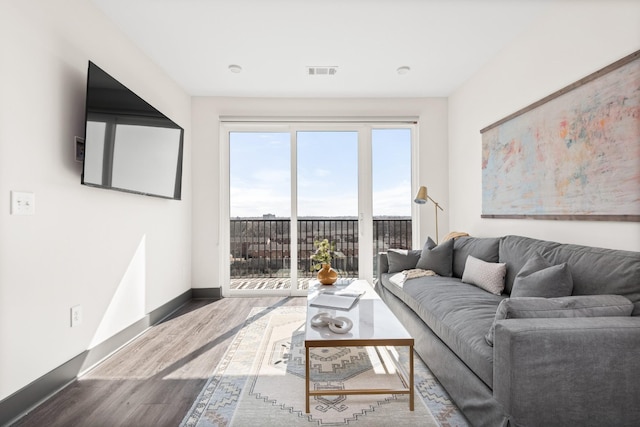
[414,186,428,204]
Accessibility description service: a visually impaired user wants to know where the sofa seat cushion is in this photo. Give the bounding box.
[380,273,505,387]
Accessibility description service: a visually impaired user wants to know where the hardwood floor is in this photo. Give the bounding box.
[15,296,306,427]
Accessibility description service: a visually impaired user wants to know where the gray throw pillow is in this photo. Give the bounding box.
[485,295,634,346]
[387,249,422,273]
[416,237,454,277]
[511,253,573,298]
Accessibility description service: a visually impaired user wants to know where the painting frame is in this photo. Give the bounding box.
[480,50,640,222]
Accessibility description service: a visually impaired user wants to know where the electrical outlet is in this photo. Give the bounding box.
[10,191,35,215]
[70,305,82,327]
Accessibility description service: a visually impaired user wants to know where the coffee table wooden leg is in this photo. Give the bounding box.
[409,344,414,411]
[305,345,310,413]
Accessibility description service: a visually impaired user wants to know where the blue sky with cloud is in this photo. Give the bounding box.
[230,129,411,218]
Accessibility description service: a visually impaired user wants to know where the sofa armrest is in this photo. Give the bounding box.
[494,317,640,427]
[377,252,389,279]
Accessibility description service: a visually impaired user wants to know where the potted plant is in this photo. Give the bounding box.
[311,238,338,285]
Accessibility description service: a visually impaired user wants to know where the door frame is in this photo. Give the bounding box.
[219,120,418,297]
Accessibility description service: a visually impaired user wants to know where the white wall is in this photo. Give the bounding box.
[0,0,191,400]
[191,97,448,288]
[449,1,640,251]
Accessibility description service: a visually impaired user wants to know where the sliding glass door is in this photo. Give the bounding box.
[372,128,413,276]
[228,131,292,291]
[222,123,415,297]
[297,131,359,284]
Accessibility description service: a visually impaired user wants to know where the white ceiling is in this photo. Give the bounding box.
[90,0,551,98]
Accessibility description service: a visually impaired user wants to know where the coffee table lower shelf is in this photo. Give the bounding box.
[304,339,414,413]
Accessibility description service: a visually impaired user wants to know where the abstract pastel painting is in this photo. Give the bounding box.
[481,50,640,221]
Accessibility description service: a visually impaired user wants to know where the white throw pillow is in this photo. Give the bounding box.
[461,255,506,295]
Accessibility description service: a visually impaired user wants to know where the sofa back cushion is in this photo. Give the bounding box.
[499,235,561,293]
[500,235,640,315]
[543,242,640,315]
[452,236,500,278]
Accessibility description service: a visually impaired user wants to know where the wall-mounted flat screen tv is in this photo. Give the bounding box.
[81,61,184,200]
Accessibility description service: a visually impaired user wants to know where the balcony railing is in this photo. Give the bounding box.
[230,217,411,282]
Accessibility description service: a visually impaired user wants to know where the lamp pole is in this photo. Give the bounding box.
[414,186,445,244]
[429,196,444,244]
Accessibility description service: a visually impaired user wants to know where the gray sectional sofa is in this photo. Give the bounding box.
[376,234,640,427]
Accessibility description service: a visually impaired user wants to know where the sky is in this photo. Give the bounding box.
[229,128,411,218]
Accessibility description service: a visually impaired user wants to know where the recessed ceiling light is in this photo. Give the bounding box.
[228,64,242,74]
[397,66,411,75]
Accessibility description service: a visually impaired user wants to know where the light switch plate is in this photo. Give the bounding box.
[11,191,35,215]
[71,305,83,327]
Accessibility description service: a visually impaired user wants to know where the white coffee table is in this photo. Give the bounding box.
[304,279,414,413]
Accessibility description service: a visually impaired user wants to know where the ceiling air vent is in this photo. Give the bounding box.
[307,66,338,76]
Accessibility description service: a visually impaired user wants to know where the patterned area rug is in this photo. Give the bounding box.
[180,306,469,427]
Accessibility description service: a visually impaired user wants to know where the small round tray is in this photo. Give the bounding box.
[310,312,332,327]
[328,317,353,334]
[310,313,353,334]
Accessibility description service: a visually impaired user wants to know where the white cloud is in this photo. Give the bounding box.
[231,181,411,217]
[373,183,411,216]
